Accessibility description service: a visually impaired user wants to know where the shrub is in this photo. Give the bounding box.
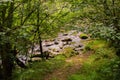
[87,25,120,49]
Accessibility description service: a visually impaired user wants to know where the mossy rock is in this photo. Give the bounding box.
[79,33,88,39]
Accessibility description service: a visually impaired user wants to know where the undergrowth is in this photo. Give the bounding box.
[68,39,120,80]
[13,55,66,80]
[61,47,79,58]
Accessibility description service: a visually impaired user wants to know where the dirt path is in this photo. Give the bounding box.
[44,52,91,80]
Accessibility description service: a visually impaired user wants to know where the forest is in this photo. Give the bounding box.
[0,0,120,80]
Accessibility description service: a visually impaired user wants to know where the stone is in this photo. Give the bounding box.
[74,47,84,51]
[63,33,68,36]
[61,38,72,42]
[54,41,59,45]
[31,57,42,62]
[28,30,86,57]
[44,42,54,47]
[79,33,88,39]
[75,44,84,48]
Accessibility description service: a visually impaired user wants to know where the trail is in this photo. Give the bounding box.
[44,52,91,80]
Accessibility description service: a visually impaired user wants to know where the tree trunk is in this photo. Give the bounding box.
[1,43,14,80]
[39,35,43,58]
[36,4,44,59]
[0,1,15,80]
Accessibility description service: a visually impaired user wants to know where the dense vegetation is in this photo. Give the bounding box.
[0,0,120,80]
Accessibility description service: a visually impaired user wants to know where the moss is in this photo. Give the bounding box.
[61,47,78,58]
[84,39,109,52]
[79,33,88,39]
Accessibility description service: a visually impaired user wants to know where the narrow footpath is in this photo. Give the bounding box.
[44,52,91,80]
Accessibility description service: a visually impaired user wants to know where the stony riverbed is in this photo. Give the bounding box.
[32,30,87,55]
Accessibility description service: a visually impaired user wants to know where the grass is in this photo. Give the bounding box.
[84,39,109,51]
[13,55,66,80]
[61,47,79,58]
[68,39,119,80]
[13,39,120,80]
[13,46,79,80]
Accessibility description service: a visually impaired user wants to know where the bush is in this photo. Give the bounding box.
[87,25,120,49]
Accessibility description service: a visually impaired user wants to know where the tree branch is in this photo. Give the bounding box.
[21,8,36,25]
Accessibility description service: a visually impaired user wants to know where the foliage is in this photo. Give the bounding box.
[68,58,120,80]
[87,25,120,41]
[13,55,65,80]
[84,39,108,51]
[84,25,120,53]
[0,0,76,79]
[95,47,116,59]
[0,0,74,52]
[0,0,120,80]
[67,0,120,50]
[68,39,119,80]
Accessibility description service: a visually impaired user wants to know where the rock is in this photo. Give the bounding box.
[60,47,63,49]
[43,47,49,52]
[17,55,28,64]
[58,42,63,48]
[29,30,86,57]
[63,45,74,49]
[74,47,84,51]
[61,38,72,42]
[54,41,59,45]
[36,49,40,52]
[79,33,88,39]
[31,57,42,62]
[78,44,83,47]
[63,33,68,36]
[75,44,84,48]
[34,45,40,51]
[44,42,54,47]
[33,51,40,54]
[31,51,51,59]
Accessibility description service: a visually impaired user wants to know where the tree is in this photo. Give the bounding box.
[67,0,120,53]
[0,1,15,80]
[0,0,73,79]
